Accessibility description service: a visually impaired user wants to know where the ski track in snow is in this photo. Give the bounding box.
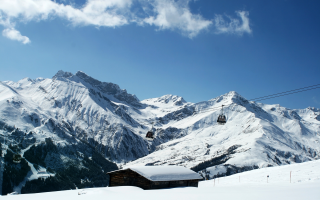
[13,143,54,193]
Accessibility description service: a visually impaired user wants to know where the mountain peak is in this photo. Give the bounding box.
[75,71,91,79]
[74,71,140,105]
[209,91,246,104]
[226,91,241,96]
[221,91,244,99]
[53,70,73,79]
[151,94,187,106]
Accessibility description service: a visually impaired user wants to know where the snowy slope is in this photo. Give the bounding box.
[201,158,320,185]
[4,160,320,200]
[126,92,320,176]
[1,71,195,164]
[2,71,150,163]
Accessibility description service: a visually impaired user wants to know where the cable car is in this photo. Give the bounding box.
[146,131,154,139]
[145,122,154,140]
[217,105,227,125]
[13,154,21,163]
[217,115,226,124]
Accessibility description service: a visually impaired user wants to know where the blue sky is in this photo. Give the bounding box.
[0,0,319,109]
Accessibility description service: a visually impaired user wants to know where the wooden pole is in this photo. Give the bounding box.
[290,171,292,183]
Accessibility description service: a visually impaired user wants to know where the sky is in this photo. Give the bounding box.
[0,0,319,109]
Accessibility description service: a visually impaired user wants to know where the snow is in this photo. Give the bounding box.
[3,160,320,200]
[124,166,202,181]
[125,92,320,170]
[205,165,227,177]
[1,70,320,171]
[201,159,320,185]
[139,94,192,120]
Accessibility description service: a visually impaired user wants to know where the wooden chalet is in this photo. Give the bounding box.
[107,166,203,190]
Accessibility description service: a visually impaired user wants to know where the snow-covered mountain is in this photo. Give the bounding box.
[1,71,194,164]
[0,70,319,194]
[126,91,320,177]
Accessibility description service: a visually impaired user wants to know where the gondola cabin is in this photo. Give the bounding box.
[217,105,227,124]
[146,131,154,139]
[108,166,202,190]
[13,154,21,163]
[217,115,226,124]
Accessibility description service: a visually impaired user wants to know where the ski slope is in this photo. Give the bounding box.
[201,158,320,185]
[4,160,320,200]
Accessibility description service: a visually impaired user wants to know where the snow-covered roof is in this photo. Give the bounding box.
[110,166,202,181]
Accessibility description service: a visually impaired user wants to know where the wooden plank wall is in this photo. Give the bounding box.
[109,169,151,189]
[150,180,199,189]
[109,169,200,190]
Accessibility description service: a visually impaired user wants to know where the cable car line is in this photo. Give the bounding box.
[249,83,320,101]
[196,87,320,115]
[67,83,320,139]
[247,87,320,102]
[193,84,320,116]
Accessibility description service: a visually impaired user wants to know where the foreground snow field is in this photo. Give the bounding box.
[3,160,320,200]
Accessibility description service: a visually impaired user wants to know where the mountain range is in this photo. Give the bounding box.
[0,70,319,194]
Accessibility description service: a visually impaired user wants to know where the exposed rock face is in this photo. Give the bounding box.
[75,71,140,106]
[52,70,73,79]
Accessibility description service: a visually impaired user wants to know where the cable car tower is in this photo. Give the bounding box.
[217,105,227,125]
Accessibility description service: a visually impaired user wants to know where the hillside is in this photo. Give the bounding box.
[125,92,320,177]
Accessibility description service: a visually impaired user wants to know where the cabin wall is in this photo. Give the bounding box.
[186,180,199,187]
[150,181,170,189]
[109,169,200,190]
[109,169,151,189]
[150,180,199,189]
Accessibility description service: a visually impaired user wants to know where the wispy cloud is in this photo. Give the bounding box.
[0,0,251,43]
[214,11,252,35]
[142,0,212,38]
[2,28,30,44]
[0,0,131,26]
